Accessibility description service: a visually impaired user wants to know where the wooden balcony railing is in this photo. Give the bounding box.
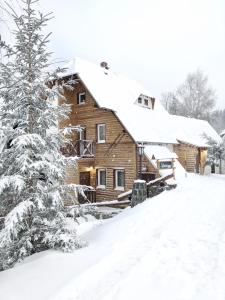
[62,140,95,157]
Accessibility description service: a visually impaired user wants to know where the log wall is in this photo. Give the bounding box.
[174,143,207,174]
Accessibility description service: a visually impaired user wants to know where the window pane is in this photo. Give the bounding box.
[159,161,172,169]
[79,93,85,103]
[98,124,105,141]
[117,170,124,187]
[99,170,106,186]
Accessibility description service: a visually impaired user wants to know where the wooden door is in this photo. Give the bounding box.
[79,171,90,186]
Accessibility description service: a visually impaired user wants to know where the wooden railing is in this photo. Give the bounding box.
[78,189,96,203]
[62,140,95,157]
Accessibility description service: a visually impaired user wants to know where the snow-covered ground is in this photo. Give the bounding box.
[1,174,225,300]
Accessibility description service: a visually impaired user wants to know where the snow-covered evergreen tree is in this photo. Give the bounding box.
[0,0,84,270]
[204,135,225,174]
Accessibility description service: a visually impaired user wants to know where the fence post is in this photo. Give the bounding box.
[131,180,147,207]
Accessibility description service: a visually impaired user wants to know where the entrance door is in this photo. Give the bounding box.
[80,171,90,186]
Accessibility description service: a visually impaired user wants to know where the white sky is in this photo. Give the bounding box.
[1,0,225,108]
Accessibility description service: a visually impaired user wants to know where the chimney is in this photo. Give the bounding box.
[100,61,109,70]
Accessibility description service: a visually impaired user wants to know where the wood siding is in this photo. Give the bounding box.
[174,143,207,174]
[63,78,137,201]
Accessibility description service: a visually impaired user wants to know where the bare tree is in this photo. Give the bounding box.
[161,70,216,120]
[161,92,182,115]
[210,109,225,133]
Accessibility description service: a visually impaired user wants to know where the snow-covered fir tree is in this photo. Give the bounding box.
[204,135,225,174]
[0,0,85,270]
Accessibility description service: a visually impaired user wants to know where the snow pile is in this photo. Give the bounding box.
[1,174,225,300]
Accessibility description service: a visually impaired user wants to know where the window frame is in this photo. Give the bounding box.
[97,168,106,189]
[138,97,142,104]
[78,92,86,104]
[159,160,173,169]
[97,123,106,143]
[114,169,125,191]
[144,98,149,106]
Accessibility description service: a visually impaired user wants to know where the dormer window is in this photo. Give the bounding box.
[136,94,155,110]
[77,92,86,104]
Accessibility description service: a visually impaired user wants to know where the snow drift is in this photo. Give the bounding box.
[1,174,225,300]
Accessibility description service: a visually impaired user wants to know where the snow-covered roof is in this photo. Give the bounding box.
[65,58,166,112]
[64,57,221,147]
[170,115,221,147]
[144,145,178,160]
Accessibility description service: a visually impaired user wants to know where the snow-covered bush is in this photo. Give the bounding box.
[0,0,84,270]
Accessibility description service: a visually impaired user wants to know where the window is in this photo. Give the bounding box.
[114,169,125,190]
[77,92,86,104]
[138,97,142,104]
[79,127,86,140]
[97,168,106,189]
[97,124,106,143]
[159,161,173,169]
[144,99,148,106]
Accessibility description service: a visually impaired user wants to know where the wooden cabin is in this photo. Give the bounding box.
[62,78,138,201]
[59,58,221,202]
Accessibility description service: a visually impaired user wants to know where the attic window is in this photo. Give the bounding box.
[144,99,148,106]
[77,92,86,104]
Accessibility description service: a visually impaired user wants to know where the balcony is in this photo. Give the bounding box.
[62,140,95,157]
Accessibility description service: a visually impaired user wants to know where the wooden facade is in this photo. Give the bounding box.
[63,77,139,201]
[61,72,211,203]
[174,143,207,174]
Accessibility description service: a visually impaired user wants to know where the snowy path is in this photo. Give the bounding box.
[1,175,225,300]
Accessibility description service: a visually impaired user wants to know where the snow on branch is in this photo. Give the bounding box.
[11,133,46,150]
[0,175,25,194]
[0,200,34,246]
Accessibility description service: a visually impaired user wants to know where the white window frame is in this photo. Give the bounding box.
[78,92,86,104]
[97,123,106,143]
[97,168,106,189]
[159,160,173,169]
[115,169,125,191]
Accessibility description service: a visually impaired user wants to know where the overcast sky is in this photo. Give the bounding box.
[2,0,225,108]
